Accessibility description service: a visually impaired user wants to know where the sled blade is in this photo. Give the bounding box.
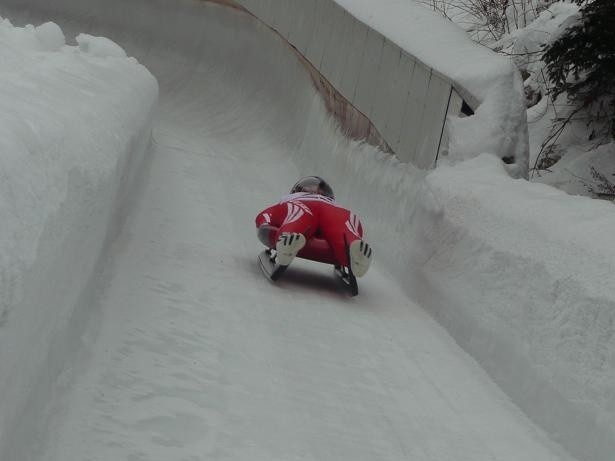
[334,265,358,296]
[258,250,287,281]
[339,236,359,296]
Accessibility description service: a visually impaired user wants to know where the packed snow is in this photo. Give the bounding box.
[0,1,613,461]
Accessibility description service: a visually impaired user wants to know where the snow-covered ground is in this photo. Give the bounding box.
[419,0,615,198]
[0,1,613,461]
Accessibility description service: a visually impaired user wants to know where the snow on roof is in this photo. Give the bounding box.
[333,0,517,106]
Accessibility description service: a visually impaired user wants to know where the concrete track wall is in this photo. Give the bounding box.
[238,0,462,169]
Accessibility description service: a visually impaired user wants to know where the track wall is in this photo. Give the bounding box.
[238,0,462,169]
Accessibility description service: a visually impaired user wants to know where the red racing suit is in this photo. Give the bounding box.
[255,192,364,267]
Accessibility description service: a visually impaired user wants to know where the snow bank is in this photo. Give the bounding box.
[76,33,127,57]
[0,17,158,459]
[417,155,615,461]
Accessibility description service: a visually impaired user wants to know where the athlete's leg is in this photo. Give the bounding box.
[318,205,372,277]
[275,201,317,266]
[314,203,363,260]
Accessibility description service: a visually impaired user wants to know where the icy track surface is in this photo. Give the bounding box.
[1,2,576,460]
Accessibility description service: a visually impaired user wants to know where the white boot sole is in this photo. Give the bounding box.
[349,240,372,278]
[276,232,306,266]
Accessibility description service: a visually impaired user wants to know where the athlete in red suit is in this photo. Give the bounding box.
[255,176,372,277]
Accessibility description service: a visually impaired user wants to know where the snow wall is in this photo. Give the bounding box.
[0,1,612,460]
[0,18,158,460]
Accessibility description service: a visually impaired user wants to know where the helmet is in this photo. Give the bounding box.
[290,176,335,199]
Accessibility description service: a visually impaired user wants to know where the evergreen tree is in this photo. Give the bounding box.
[543,0,615,135]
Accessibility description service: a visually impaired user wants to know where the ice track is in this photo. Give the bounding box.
[3,1,573,460]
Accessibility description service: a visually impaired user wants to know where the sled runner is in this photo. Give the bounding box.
[257,228,359,296]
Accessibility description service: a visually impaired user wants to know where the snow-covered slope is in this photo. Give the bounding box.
[0,1,612,461]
